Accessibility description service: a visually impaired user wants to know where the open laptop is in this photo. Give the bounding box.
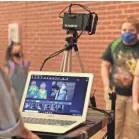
[20,71,94,134]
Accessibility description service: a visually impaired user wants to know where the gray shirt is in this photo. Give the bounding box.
[0,68,24,137]
[10,64,27,104]
[5,60,30,104]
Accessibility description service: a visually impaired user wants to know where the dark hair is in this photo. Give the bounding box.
[63,83,67,86]
[5,41,23,61]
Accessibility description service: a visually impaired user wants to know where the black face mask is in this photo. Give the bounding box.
[12,52,21,58]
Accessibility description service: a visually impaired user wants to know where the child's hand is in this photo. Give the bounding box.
[133,103,139,115]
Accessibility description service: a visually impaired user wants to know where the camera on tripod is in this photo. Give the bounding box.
[63,13,93,32]
[40,4,98,72]
[59,4,98,35]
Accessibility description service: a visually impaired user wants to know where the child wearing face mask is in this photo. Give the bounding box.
[4,41,30,104]
[101,16,139,139]
[55,83,67,101]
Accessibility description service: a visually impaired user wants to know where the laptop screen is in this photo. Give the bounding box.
[22,74,89,116]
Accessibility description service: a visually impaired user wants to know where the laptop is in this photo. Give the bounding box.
[20,71,94,134]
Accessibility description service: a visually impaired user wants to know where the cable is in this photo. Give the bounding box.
[89,106,111,116]
[70,4,91,39]
[102,133,107,139]
[59,5,69,18]
[40,46,69,71]
[70,4,91,13]
[77,13,90,39]
[59,3,92,40]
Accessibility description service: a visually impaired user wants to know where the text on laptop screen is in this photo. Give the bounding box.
[23,74,89,116]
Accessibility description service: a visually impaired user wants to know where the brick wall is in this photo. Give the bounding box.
[0,1,139,108]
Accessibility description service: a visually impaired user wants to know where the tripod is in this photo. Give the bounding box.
[60,30,84,73]
[102,91,116,139]
[107,92,116,139]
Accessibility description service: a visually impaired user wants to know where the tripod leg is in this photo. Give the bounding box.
[60,51,66,72]
[60,51,69,72]
[67,50,72,72]
[107,93,116,139]
[75,51,84,72]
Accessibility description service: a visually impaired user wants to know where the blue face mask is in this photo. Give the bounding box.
[121,32,137,45]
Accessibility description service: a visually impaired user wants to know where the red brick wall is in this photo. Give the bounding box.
[0,1,139,108]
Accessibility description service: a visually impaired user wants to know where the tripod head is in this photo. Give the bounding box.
[65,29,78,52]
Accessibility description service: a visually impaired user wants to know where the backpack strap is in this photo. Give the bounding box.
[8,59,30,77]
[111,39,121,53]
[8,61,16,78]
[23,59,30,70]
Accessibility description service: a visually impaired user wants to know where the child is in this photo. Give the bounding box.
[101,16,139,139]
[27,81,39,98]
[37,82,47,99]
[55,83,67,101]
[4,41,30,104]
[50,81,59,100]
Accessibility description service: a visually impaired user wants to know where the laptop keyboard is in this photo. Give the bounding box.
[23,117,76,126]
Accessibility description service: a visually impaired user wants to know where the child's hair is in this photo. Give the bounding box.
[6,41,24,61]
[121,16,139,31]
